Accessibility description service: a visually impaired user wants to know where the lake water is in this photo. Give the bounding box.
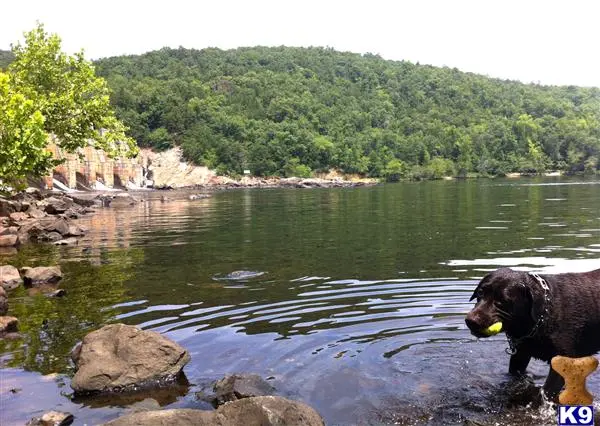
[1,177,600,425]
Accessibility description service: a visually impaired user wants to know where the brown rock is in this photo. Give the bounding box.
[101,396,324,426]
[27,207,47,219]
[19,217,70,240]
[103,409,213,426]
[70,323,190,394]
[37,232,63,242]
[40,217,70,236]
[40,196,74,215]
[24,187,43,200]
[9,211,29,223]
[0,265,22,290]
[65,225,84,237]
[22,266,62,287]
[27,286,66,297]
[212,374,275,405]
[0,316,19,335]
[0,234,18,247]
[0,226,19,235]
[0,199,20,217]
[110,193,137,207]
[70,196,96,207]
[26,410,74,426]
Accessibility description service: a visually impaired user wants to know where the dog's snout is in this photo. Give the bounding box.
[465,316,479,332]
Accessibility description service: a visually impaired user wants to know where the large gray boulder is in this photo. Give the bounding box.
[70,323,190,394]
[102,396,325,426]
[0,265,22,290]
[22,266,62,287]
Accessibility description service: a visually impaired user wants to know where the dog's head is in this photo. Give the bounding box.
[465,268,545,338]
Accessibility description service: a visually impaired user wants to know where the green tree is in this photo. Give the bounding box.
[1,24,137,188]
[383,158,407,182]
[0,72,57,189]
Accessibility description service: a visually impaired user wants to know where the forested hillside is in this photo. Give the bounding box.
[0,50,14,69]
[12,46,600,179]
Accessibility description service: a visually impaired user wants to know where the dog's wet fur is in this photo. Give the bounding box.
[465,267,600,399]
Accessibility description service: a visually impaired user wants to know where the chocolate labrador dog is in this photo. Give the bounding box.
[465,267,600,399]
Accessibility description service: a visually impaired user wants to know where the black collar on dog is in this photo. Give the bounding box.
[505,272,550,355]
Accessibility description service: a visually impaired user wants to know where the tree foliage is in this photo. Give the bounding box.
[92,46,600,179]
[0,72,56,188]
[0,25,137,189]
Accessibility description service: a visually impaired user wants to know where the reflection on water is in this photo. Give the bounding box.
[1,177,600,425]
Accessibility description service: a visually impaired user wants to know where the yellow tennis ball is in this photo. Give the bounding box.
[482,321,503,336]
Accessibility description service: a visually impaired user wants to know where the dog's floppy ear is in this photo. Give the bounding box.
[524,275,545,322]
[470,273,491,301]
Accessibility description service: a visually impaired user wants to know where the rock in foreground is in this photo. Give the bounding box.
[26,411,74,426]
[0,265,22,290]
[213,374,275,405]
[71,323,190,394]
[22,266,62,287]
[0,316,19,336]
[102,396,324,426]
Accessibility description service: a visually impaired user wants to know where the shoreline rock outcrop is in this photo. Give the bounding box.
[70,323,190,395]
[0,191,95,247]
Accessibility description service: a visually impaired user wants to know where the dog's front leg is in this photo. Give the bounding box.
[509,351,531,375]
[542,367,565,401]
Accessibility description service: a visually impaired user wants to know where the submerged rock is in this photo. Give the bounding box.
[102,396,324,426]
[22,266,63,287]
[46,289,67,298]
[213,270,266,281]
[26,410,74,426]
[70,323,190,394]
[53,237,78,246]
[111,193,137,207]
[189,194,211,200]
[212,374,275,405]
[0,265,22,290]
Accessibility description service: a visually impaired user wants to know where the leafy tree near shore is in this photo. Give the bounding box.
[0,25,137,189]
[0,72,57,188]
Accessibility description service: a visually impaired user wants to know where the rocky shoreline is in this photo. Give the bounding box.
[152,175,379,191]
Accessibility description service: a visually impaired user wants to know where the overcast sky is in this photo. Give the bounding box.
[2,0,599,87]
